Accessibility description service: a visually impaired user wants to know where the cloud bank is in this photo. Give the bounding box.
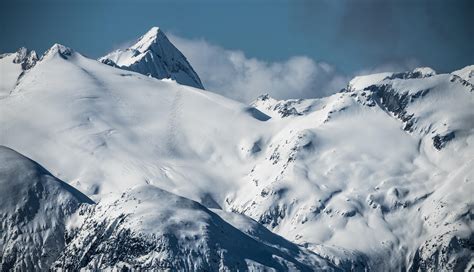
[168,34,423,103]
[169,34,349,103]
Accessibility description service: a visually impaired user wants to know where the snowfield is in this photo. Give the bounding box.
[0,27,473,271]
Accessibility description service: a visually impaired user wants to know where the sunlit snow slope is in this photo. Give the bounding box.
[1,42,267,206]
[0,47,37,98]
[0,27,473,271]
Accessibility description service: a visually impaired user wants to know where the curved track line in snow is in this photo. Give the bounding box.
[166,87,183,157]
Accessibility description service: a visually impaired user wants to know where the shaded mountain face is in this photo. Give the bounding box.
[99,27,204,89]
[0,32,473,271]
[0,147,339,271]
[0,146,93,271]
[53,185,338,271]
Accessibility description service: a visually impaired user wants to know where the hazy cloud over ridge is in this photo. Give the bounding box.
[169,34,348,103]
[169,34,420,103]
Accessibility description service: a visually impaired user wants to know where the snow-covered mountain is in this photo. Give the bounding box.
[239,68,474,271]
[0,146,339,271]
[0,28,473,271]
[53,185,338,271]
[99,27,204,89]
[0,146,93,271]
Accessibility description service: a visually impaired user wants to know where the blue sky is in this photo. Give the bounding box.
[1,0,472,101]
[2,0,472,73]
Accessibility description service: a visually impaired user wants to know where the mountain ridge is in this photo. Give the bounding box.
[0,146,93,271]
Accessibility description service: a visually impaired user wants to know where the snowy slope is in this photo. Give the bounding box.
[0,43,269,206]
[100,27,204,89]
[0,147,340,271]
[452,65,474,85]
[236,68,474,270]
[0,37,472,271]
[53,185,338,271]
[0,146,93,271]
[0,47,37,97]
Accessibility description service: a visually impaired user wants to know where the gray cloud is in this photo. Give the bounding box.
[289,0,474,72]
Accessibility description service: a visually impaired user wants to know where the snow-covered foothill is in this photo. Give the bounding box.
[54,185,338,271]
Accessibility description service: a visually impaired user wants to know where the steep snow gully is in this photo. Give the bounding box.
[0,27,473,271]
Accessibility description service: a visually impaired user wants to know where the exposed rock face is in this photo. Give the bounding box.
[410,232,474,272]
[385,67,436,80]
[251,94,309,118]
[363,84,431,132]
[432,132,456,150]
[452,65,474,85]
[42,43,74,60]
[0,47,38,96]
[12,47,38,70]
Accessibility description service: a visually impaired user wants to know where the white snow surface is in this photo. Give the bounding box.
[413,67,436,77]
[452,64,474,84]
[0,47,38,98]
[347,72,393,91]
[0,38,473,271]
[0,53,22,97]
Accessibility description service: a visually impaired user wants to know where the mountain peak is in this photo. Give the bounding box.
[130,26,164,53]
[14,47,37,61]
[48,43,73,53]
[13,47,38,70]
[413,67,436,77]
[452,64,474,84]
[43,43,74,60]
[148,26,160,34]
[100,27,204,89]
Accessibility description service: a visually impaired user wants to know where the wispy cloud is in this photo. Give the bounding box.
[167,33,425,103]
[169,34,349,103]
